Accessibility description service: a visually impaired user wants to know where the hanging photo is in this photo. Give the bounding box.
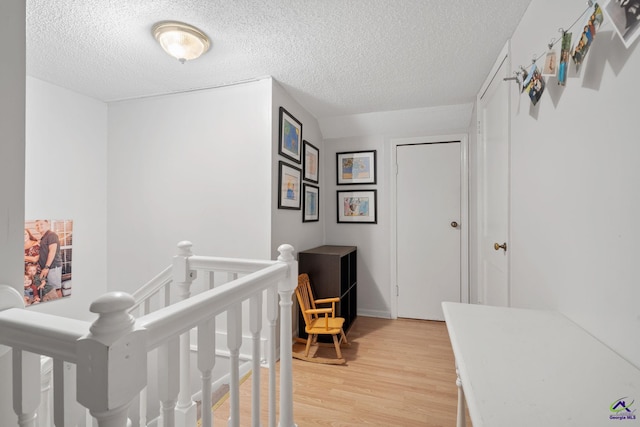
[521,63,536,93]
[278,107,302,164]
[542,46,559,77]
[572,3,604,71]
[277,161,302,210]
[337,190,377,224]
[336,150,377,185]
[302,184,319,222]
[558,32,572,86]
[520,66,530,93]
[303,140,319,183]
[603,0,640,48]
[523,64,545,106]
[24,219,73,306]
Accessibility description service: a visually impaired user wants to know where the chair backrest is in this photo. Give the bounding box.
[296,274,317,328]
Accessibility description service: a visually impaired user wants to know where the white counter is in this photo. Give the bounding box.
[442,302,640,427]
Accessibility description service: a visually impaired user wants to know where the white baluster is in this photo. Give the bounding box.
[227,303,242,427]
[207,271,215,290]
[249,293,262,427]
[38,357,53,427]
[164,284,171,307]
[139,306,148,427]
[172,241,197,427]
[77,292,147,427]
[53,359,64,426]
[456,365,466,427]
[86,409,94,427]
[197,318,216,427]
[158,337,180,427]
[13,349,41,427]
[266,287,278,427]
[53,360,81,426]
[277,244,297,427]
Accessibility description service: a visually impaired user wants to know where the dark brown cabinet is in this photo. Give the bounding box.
[298,245,357,340]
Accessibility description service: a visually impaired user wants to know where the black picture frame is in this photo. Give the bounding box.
[303,140,319,183]
[302,184,320,222]
[337,189,377,224]
[278,107,302,164]
[336,150,377,185]
[278,161,302,210]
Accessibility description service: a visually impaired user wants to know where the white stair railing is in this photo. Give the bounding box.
[0,242,297,427]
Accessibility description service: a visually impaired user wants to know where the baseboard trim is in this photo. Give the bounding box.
[357,309,392,319]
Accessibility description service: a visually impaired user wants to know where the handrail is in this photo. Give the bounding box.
[129,265,172,310]
[186,256,276,274]
[0,309,89,362]
[0,241,298,427]
[139,262,287,349]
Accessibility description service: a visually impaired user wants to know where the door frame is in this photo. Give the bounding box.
[389,134,469,319]
[476,41,511,306]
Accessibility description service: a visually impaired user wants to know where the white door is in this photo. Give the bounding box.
[397,142,461,320]
[477,43,510,306]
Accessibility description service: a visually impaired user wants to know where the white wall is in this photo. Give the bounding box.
[508,0,640,367]
[0,0,25,423]
[25,77,109,319]
[0,0,26,297]
[324,135,391,317]
[271,81,325,259]
[322,106,473,318]
[107,79,273,293]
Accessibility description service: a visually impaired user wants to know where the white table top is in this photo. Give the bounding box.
[442,302,640,427]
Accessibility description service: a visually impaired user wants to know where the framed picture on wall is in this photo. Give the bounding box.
[303,184,320,222]
[336,150,377,185]
[278,107,302,164]
[303,140,319,183]
[24,219,74,306]
[337,190,377,224]
[278,161,302,210]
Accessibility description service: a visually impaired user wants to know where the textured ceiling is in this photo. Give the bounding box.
[26,0,532,119]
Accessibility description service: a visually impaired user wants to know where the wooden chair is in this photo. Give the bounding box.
[294,273,349,364]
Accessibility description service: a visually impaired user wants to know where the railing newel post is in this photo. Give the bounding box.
[172,240,197,427]
[276,244,297,427]
[77,292,146,427]
[266,286,278,427]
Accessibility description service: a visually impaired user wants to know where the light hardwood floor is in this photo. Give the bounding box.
[212,316,472,426]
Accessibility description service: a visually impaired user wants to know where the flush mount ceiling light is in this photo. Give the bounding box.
[152,21,210,64]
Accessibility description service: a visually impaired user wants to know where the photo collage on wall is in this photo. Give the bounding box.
[517,2,612,106]
[277,106,320,222]
[24,219,73,307]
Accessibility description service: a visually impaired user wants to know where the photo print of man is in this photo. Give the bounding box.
[558,32,572,86]
[23,219,73,306]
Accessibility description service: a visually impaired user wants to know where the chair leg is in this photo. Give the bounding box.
[332,334,343,359]
[305,334,313,357]
[340,328,348,345]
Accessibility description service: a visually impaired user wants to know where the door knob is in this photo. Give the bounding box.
[494,242,507,252]
[451,221,459,228]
